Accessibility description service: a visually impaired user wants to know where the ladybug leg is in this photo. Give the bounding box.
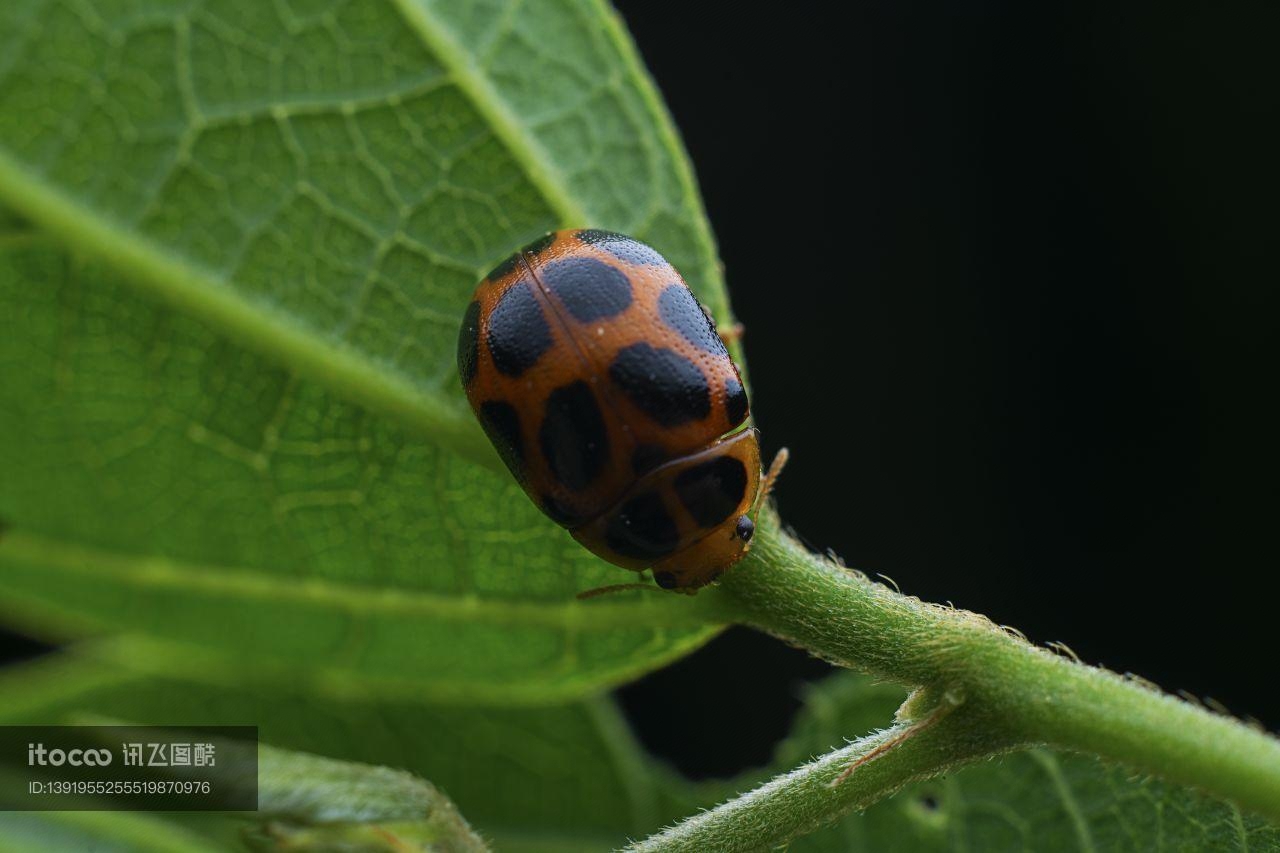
[718,322,745,345]
[761,447,790,501]
[576,581,666,600]
[698,299,744,345]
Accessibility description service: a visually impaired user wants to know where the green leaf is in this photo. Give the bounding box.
[0,0,730,703]
[4,654,1275,852]
[0,237,720,702]
[0,809,226,853]
[0,0,725,433]
[249,739,491,852]
[0,652,684,851]
[12,713,492,851]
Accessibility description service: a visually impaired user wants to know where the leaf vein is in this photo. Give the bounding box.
[1030,750,1097,852]
[388,0,589,230]
[0,147,496,467]
[0,528,721,630]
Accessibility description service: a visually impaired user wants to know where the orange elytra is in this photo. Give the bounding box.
[458,229,783,590]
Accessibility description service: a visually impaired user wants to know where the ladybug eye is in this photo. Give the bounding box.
[735,516,755,542]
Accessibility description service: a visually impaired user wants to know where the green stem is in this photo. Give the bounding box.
[624,708,994,853]
[699,512,1280,831]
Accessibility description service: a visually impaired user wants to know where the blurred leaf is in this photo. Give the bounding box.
[245,821,485,853]
[248,740,490,852]
[4,655,1275,852]
[703,675,1280,852]
[0,720,488,852]
[0,652,683,851]
[0,809,226,853]
[0,0,728,703]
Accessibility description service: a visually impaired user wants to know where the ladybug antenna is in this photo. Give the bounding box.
[747,448,791,531]
[760,447,790,504]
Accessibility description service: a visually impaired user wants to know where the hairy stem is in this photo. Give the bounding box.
[685,511,1280,840]
[624,705,995,853]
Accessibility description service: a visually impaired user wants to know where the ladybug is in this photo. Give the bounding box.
[457,229,785,591]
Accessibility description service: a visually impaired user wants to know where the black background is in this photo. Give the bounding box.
[612,1,1280,778]
[2,2,1277,783]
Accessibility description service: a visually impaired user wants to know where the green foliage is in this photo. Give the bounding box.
[0,0,728,704]
[248,739,489,851]
[0,809,225,853]
[1,1,1278,850]
[1,656,1274,852]
[727,676,1280,852]
[0,653,685,850]
[0,732,488,852]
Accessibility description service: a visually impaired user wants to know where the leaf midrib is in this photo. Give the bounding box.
[0,149,497,469]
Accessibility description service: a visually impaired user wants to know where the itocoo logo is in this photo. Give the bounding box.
[27,743,112,767]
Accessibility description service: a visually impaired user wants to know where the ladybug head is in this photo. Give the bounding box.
[650,510,759,592]
[645,430,765,591]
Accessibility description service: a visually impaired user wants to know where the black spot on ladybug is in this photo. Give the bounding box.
[485,252,520,282]
[725,377,749,426]
[604,492,680,560]
[658,284,728,356]
[479,400,524,478]
[631,443,668,476]
[542,494,586,528]
[575,229,667,266]
[487,280,552,377]
[735,516,755,541]
[540,381,610,491]
[523,233,556,257]
[457,300,481,387]
[610,342,711,427]
[541,256,633,322]
[654,570,678,589]
[674,456,748,528]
